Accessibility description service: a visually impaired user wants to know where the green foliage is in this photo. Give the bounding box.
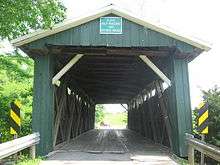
[95,104,105,124]
[104,112,127,128]
[0,0,66,39]
[16,155,42,165]
[0,54,34,142]
[192,85,220,164]
[201,86,220,146]
[193,85,220,146]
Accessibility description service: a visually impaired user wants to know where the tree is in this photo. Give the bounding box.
[193,86,220,164]
[0,0,66,39]
[95,105,105,124]
[0,54,34,142]
[200,86,220,146]
[0,0,66,141]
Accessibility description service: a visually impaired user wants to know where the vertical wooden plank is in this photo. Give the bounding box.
[147,98,158,142]
[53,85,66,146]
[91,104,96,129]
[166,55,192,157]
[32,53,55,156]
[130,20,140,46]
[66,95,76,142]
[173,58,192,157]
[141,102,147,137]
[75,99,82,136]
[188,145,194,165]
[155,80,173,149]
[28,15,195,54]
[71,96,78,138]
[30,145,36,159]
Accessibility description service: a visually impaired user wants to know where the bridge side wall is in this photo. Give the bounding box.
[128,56,192,157]
[32,53,55,156]
[170,57,192,156]
[32,54,96,156]
[54,82,95,146]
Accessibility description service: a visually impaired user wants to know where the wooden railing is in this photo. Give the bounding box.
[186,133,220,165]
[0,132,40,160]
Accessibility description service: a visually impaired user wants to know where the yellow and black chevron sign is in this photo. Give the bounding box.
[10,100,21,135]
[197,101,208,134]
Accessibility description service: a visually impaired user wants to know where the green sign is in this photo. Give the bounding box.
[100,17,122,34]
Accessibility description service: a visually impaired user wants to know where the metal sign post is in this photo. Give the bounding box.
[197,101,208,165]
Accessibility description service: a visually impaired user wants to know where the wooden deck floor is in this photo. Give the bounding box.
[41,129,178,165]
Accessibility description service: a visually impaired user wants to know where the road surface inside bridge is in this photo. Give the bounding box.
[41,129,178,165]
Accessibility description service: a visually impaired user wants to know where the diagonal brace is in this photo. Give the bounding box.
[52,54,84,85]
[139,55,171,86]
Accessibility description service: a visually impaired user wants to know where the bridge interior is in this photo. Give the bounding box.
[50,46,174,156]
[53,46,169,104]
[44,129,177,165]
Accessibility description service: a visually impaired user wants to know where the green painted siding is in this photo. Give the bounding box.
[165,55,180,156]
[173,58,192,156]
[166,55,192,157]
[28,13,194,157]
[27,15,194,53]
[32,54,55,156]
[155,55,192,156]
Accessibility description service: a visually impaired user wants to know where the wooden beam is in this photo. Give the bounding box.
[66,79,95,105]
[53,87,66,147]
[83,85,138,93]
[76,67,136,72]
[72,77,140,89]
[75,70,138,75]
[95,99,128,104]
[121,104,128,111]
[86,90,136,97]
[48,45,170,57]
[52,54,83,85]
[139,55,171,86]
[154,80,173,149]
[75,62,136,67]
[72,74,149,81]
[66,95,75,142]
[72,76,144,83]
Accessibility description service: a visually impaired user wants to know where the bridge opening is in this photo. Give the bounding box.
[95,104,128,129]
[51,49,173,153]
[22,43,194,158]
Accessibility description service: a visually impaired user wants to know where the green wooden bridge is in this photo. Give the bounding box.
[11,4,210,161]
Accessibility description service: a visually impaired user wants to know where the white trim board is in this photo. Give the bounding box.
[11,4,211,51]
[139,55,171,86]
[52,54,84,85]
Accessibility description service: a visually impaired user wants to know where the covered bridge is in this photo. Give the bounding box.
[11,5,210,158]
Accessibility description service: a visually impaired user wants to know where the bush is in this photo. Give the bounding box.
[192,85,220,164]
[0,54,33,142]
[95,104,105,124]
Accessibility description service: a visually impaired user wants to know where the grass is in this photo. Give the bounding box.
[16,155,42,165]
[104,112,127,128]
[171,154,189,165]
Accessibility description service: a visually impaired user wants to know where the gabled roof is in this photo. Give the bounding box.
[11,4,211,51]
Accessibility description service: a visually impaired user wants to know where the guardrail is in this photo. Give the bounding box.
[0,132,40,160]
[186,133,220,165]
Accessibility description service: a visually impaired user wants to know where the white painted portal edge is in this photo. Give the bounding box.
[139,55,171,86]
[52,54,84,85]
